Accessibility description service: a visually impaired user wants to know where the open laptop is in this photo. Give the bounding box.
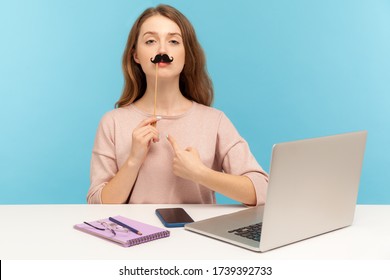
[185,131,367,252]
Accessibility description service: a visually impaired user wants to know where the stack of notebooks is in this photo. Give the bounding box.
[74,215,170,247]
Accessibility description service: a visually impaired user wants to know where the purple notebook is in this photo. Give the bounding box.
[74,215,170,247]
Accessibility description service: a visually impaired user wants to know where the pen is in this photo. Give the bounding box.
[109,217,143,235]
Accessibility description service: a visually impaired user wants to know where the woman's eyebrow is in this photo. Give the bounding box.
[142,31,182,37]
[168,32,182,37]
[142,31,158,37]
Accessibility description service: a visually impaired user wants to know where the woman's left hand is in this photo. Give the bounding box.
[166,134,206,182]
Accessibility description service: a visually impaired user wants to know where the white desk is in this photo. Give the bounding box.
[0,204,389,260]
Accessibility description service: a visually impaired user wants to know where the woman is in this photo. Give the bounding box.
[87,4,268,205]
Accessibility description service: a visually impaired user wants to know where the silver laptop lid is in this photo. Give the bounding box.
[259,131,367,251]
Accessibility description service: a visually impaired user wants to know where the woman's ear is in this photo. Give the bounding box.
[133,50,140,64]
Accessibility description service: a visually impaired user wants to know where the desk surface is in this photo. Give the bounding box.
[0,204,389,260]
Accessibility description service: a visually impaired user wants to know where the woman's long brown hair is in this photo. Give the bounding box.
[115,4,214,108]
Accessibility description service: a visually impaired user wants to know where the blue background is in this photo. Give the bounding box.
[0,0,389,204]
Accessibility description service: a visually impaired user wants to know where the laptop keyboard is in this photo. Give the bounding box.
[228,222,263,242]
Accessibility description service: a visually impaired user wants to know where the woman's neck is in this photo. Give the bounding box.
[134,79,192,116]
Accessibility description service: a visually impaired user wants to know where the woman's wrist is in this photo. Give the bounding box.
[126,156,143,171]
[195,164,212,186]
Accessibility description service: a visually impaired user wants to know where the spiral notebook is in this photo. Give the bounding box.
[74,215,170,247]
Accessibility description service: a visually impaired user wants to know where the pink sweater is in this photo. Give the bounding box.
[87,102,268,205]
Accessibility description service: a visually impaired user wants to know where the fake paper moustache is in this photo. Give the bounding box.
[150,54,174,64]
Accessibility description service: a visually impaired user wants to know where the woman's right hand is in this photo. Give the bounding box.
[127,116,161,167]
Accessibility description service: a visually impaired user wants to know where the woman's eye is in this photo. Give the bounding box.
[145,39,156,45]
[169,40,180,45]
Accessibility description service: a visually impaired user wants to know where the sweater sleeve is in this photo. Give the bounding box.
[216,113,268,205]
[87,113,118,204]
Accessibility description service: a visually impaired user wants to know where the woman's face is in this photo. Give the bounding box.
[134,15,185,81]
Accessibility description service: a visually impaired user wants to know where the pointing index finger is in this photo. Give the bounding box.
[167,134,181,153]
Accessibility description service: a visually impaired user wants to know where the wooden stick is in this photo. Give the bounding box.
[152,63,158,127]
[154,63,158,117]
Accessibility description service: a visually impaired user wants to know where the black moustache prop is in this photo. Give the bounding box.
[150,54,174,64]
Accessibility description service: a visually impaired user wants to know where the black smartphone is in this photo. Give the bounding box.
[155,208,194,228]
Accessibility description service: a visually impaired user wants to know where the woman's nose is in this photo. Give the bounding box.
[157,40,167,54]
